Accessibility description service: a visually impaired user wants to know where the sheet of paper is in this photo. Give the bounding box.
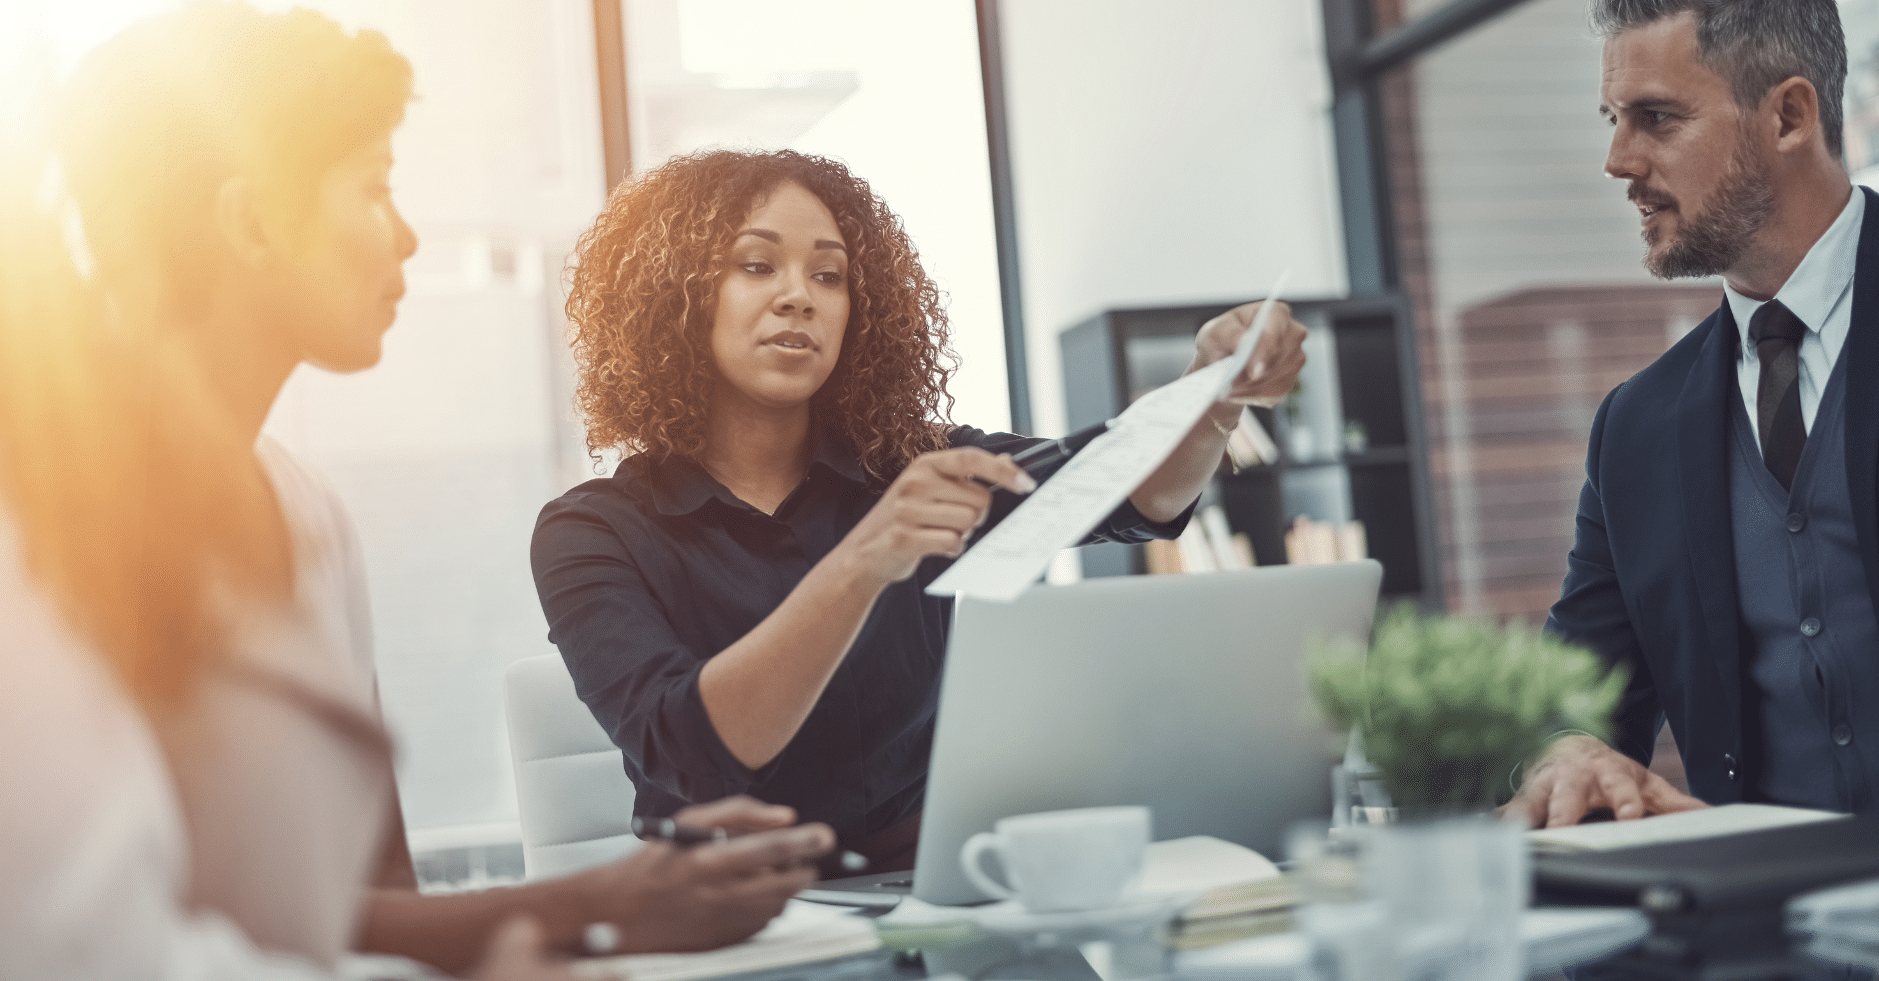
[573,900,878,981]
[929,274,1289,601]
[1526,802,1845,854]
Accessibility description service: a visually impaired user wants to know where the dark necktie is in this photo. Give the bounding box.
[1747,299,1808,490]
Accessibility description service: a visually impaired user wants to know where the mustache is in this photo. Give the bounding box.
[1628,182,1677,211]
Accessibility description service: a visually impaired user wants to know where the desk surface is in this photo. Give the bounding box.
[693,915,1860,981]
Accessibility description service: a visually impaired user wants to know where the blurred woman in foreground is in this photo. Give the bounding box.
[0,4,827,978]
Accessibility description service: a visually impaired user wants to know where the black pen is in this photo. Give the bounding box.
[968,419,1115,493]
[1007,418,1113,483]
[629,816,868,872]
[629,815,727,845]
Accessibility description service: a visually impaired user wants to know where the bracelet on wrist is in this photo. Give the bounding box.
[1209,408,1260,475]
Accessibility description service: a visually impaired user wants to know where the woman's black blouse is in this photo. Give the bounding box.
[529,425,1191,847]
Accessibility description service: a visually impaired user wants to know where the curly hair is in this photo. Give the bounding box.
[565,149,957,483]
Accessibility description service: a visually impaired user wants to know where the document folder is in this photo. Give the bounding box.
[1534,812,1877,914]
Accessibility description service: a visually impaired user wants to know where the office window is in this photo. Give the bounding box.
[1360,0,1879,625]
[1372,0,1719,624]
[1845,0,1879,185]
[256,0,610,874]
[617,0,1011,432]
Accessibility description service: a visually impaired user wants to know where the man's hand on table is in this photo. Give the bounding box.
[566,796,834,955]
[1501,734,1707,829]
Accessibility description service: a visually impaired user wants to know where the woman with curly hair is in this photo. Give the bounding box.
[532,149,1306,870]
[1,6,830,977]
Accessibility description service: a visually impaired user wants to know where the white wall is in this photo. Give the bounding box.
[997,0,1349,438]
[625,0,1010,432]
[260,0,609,835]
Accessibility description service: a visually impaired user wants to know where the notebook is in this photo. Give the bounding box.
[1526,803,1843,855]
[571,901,879,981]
[1534,811,1879,913]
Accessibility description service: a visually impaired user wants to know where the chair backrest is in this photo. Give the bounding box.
[503,654,640,880]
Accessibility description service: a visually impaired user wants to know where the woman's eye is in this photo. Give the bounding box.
[814,270,844,285]
[740,261,773,275]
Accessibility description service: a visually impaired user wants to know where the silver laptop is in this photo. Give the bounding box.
[809,561,1381,907]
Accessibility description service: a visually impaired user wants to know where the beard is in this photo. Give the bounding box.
[1632,138,1775,280]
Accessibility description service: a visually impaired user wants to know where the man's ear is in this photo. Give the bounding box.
[1769,76,1822,155]
[213,177,272,269]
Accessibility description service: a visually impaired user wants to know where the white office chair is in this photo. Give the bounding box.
[503,654,642,880]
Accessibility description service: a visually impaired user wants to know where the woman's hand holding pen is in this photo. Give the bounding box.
[833,447,1036,587]
[697,452,1031,767]
[1193,300,1309,409]
[563,797,834,955]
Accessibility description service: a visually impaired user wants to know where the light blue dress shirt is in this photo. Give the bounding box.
[1724,187,1863,451]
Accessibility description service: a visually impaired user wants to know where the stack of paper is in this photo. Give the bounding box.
[572,901,879,981]
[1136,836,1296,950]
[1792,875,1879,968]
[1169,878,1297,950]
[929,274,1289,602]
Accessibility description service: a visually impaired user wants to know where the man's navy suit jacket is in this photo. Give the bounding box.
[1546,186,1879,804]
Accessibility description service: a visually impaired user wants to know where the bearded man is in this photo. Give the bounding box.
[1506,0,1879,828]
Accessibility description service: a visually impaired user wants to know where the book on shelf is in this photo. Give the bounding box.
[1176,519,1219,574]
[1283,517,1366,566]
[1146,505,1256,575]
[1199,506,1242,571]
[1225,407,1280,470]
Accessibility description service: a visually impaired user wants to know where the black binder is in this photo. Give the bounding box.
[1534,813,1879,914]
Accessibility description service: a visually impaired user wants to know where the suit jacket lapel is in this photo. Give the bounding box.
[1678,304,1742,718]
[1844,186,1879,618]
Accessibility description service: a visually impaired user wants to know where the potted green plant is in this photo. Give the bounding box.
[1309,606,1628,813]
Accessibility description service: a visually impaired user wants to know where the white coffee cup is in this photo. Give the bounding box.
[959,805,1151,912]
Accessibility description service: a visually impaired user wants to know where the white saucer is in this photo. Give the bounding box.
[973,895,1185,936]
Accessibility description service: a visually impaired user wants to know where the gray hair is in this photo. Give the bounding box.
[1591,0,1846,158]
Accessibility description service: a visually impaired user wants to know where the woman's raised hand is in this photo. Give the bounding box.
[1194,300,1308,407]
[836,447,1035,588]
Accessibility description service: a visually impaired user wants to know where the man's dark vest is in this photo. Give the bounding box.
[1730,349,1879,810]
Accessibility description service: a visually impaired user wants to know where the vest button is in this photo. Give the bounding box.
[1801,617,1822,637]
[1723,753,1738,781]
[1787,512,1807,533]
[1835,725,1854,746]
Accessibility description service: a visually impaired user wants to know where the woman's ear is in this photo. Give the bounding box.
[213,177,272,269]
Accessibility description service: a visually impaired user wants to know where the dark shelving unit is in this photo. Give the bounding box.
[1059,295,1441,607]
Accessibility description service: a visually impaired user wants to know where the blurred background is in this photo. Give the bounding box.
[7,0,1879,887]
